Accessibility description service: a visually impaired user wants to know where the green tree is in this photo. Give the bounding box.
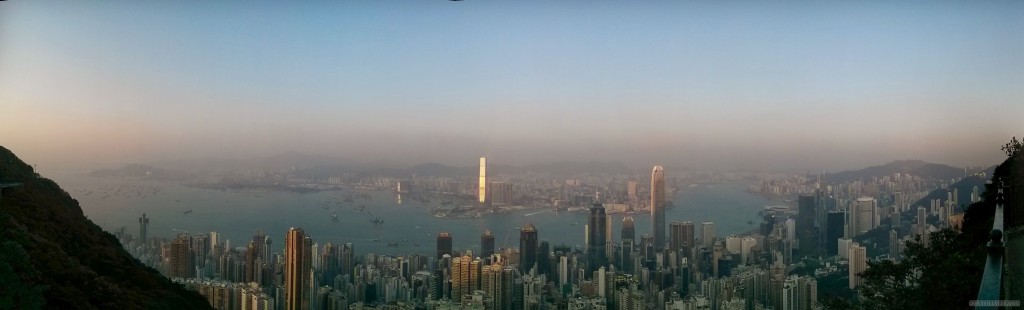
[0,241,46,309]
[1002,136,1022,157]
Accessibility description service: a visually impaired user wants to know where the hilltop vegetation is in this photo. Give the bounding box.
[0,146,212,310]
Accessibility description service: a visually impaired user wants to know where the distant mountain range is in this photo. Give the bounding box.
[823,159,981,182]
[87,163,194,181]
[90,153,991,181]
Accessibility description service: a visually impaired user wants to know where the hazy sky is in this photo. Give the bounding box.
[2,1,1022,173]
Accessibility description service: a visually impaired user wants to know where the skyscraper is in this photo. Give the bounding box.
[437,232,453,259]
[622,216,636,244]
[138,213,149,246]
[851,197,877,236]
[701,222,716,249]
[889,230,900,261]
[848,243,867,289]
[451,255,480,302]
[490,182,514,206]
[520,224,538,274]
[627,180,639,205]
[826,212,845,256]
[479,157,487,205]
[481,230,495,258]
[650,165,666,250]
[669,221,695,255]
[168,233,192,279]
[285,227,312,310]
[587,202,607,274]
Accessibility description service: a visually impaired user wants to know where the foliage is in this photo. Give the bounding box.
[0,146,213,310]
[0,238,47,310]
[1003,136,1022,157]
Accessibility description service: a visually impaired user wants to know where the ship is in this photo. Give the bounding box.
[387,242,399,247]
[371,217,384,225]
[183,209,193,215]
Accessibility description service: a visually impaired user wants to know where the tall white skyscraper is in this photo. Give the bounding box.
[849,243,868,289]
[651,165,666,250]
[478,157,487,205]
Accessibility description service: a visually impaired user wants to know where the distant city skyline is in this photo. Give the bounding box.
[1,1,1021,173]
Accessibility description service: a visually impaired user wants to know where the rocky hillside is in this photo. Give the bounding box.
[0,146,212,309]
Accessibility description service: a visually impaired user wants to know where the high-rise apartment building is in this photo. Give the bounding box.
[651,166,666,250]
[138,213,149,246]
[848,243,867,289]
[451,255,480,302]
[168,233,192,279]
[285,227,312,310]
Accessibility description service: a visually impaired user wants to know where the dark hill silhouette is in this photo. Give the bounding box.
[824,159,967,182]
[0,146,212,309]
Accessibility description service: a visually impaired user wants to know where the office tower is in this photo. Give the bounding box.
[588,202,607,274]
[481,230,495,258]
[785,218,796,243]
[244,232,269,284]
[479,157,488,205]
[826,212,845,256]
[848,243,867,289]
[520,224,538,274]
[651,165,666,250]
[797,195,815,229]
[138,213,149,246]
[169,233,192,278]
[622,216,636,243]
[741,237,757,265]
[669,221,695,254]
[851,198,877,237]
[490,182,514,206]
[701,222,716,249]
[537,241,551,277]
[285,227,312,310]
[627,180,639,204]
[437,232,453,259]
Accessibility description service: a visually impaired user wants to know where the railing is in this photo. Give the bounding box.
[975,180,1006,310]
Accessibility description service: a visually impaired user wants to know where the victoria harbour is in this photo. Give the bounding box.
[58,175,775,255]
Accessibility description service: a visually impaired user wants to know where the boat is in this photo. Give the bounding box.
[387,242,399,247]
[183,209,193,215]
[331,214,339,223]
[371,217,384,225]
